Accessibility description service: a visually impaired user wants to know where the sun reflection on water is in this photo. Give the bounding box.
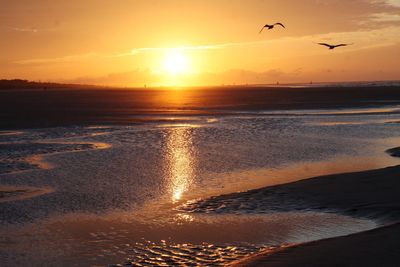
[165,127,196,203]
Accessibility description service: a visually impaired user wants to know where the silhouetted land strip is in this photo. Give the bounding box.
[0,79,104,90]
[1,84,400,129]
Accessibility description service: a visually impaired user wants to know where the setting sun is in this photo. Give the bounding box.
[163,50,190,75]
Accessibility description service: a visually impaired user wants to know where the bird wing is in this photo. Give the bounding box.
[317,43,331,47]
[259,26,265,34]
[274,23,285,28]
[335,43,352,47]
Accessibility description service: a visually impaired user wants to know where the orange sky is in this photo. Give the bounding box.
[1,0,400,86]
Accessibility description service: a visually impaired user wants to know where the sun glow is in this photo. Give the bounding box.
[163,50,190,75]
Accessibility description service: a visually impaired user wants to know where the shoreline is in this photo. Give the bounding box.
[227,151,400,266]
[231,222,400,267]
[0,185,54,203]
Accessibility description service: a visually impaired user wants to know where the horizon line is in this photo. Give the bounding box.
[1,78,400,90]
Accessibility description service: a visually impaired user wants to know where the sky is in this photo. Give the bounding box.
[1,0,400,86]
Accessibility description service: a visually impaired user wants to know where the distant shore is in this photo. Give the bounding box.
[1,85,400,129]
[230,148,400,267]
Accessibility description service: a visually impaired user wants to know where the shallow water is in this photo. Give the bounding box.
[1,106,400,266]
[0,212,377,266]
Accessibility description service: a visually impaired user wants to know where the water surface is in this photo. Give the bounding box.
[1,106,400,266]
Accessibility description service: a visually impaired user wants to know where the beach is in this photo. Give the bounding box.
[1,86,400,266]
[228,149,400,267]
[233,223,400,267]
[227,153,400,266]
[188,149,400,267]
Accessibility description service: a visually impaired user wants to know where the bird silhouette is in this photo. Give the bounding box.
[317,43,353,50]
[259,23,285,33]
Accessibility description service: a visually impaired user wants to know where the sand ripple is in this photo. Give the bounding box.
[0,141,110,175]
[178,188,308,215]
[108,242,267,267]
[0,185,53,203]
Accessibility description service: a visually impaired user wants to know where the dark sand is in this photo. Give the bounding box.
[386,147,400,157]
[232,223,400,267]
[1,86,400,129]
[231,149,400,267]
[0,186,53,203]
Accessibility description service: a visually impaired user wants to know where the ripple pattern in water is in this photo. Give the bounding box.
[0,142,100,174]
[109,242,266,267]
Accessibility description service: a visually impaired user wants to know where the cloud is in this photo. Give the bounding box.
[65,68,310,87]
[3,26,56,33]
[385,0,400,7]
[14,52,100,65]
[128,26,400,56]
[13,24,400,67]
[65,61,400,87]
[371,13,400,21]
[4,26,40,33]
[13,40,270,65]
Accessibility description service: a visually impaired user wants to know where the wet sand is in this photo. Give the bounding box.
[0,185,54,203]
[231,151,400,266]
[1,86,400,129]
[231,223,400,267]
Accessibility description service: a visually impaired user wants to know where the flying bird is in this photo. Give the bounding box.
[259,23,285,33]
[317,43,353,50]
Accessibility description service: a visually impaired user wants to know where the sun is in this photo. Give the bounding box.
[163,50,189,75]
